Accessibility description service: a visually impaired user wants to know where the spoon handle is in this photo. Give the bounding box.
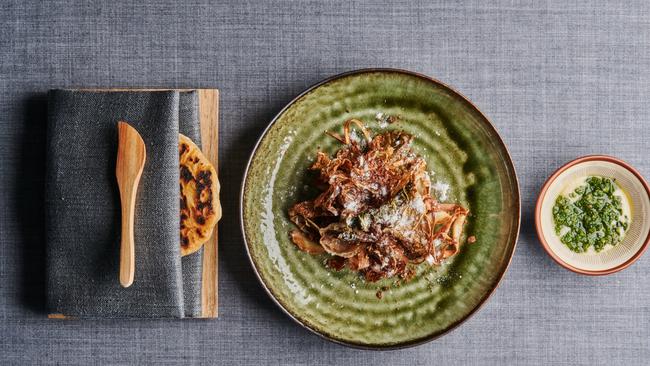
[119,190,136,287]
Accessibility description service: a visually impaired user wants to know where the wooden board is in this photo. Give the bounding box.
[198,89,219,318]
[49,88,219,319]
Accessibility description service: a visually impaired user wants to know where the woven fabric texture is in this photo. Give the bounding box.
[46,90,203,318]
[1,0,649,365]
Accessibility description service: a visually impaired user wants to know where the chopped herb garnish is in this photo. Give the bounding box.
[552,176,629,253]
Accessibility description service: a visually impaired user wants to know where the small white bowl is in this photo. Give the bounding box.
[535,155,650,275]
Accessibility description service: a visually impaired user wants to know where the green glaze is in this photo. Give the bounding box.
[241,70,520,348]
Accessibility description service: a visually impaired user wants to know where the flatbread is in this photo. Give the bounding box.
[179,134,220,256]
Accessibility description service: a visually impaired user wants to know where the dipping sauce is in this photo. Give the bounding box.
[552,176,631,253]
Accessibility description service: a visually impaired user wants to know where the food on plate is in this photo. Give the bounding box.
[288,119,471,282]
[552,176,631,253]
[179,134,220,256]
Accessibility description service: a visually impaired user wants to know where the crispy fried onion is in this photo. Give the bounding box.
[288,120,470,282]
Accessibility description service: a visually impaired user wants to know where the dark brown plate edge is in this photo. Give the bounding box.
[239,68,522,350]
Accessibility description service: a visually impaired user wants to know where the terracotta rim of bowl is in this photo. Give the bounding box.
[240,68,521,349]
[535,155,650,276]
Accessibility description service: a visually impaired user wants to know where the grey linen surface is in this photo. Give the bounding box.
[2,1,650,365]
[46,90,203,318]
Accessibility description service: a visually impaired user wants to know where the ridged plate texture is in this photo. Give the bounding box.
[242,69,520,348]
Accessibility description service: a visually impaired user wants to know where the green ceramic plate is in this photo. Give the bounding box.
[241,69,520,349]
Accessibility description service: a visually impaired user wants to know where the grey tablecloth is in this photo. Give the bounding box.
[1,0,649,365]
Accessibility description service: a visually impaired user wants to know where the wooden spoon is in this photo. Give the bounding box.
[116,121,146,288]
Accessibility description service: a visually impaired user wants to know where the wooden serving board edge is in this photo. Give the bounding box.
[48,88,219,319]
[198,89,219,318]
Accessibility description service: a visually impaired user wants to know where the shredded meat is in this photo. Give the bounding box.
[288,119,469,282]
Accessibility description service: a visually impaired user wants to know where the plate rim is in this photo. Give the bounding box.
[239,68,521,349]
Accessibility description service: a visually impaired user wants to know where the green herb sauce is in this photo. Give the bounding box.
[552,176,629,253]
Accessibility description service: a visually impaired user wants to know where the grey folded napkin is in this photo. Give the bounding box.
[46,90,203,318]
